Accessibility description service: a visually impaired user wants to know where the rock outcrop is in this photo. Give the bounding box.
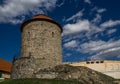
[35,65,115,84]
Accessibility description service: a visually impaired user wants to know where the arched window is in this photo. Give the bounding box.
[52,32,54,37]
[27,32,30,41]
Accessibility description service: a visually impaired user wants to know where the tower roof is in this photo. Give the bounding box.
[21,14,62,32]
[33,14,53,20]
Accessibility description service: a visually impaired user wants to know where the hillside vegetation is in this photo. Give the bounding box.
[0,78,81,84]
[0,78,118,84]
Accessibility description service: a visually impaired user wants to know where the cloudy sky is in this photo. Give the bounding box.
[0,0,120,62]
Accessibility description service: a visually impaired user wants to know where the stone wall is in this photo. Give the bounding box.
[11,57,34,78]
[11,20,62,79]
[21,21,62,63]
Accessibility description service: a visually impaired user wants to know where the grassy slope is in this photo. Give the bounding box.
[0,79,82,84]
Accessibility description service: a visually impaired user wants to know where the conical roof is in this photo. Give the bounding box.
[33,14,53,20]
[21,14,62,32]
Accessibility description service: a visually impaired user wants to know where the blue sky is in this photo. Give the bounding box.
[0,0,120,62]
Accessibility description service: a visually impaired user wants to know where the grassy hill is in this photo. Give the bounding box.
[0,78,118,84]
[0,78,81,84]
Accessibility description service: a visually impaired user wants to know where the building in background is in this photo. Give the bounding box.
[0,58,12,79]
[70,60,120,79]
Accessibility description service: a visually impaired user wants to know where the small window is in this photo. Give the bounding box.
[100,61,104,63]
[86,61,90,64]
[29,52,31,57]
[52,32,54,37]
[96,61,99,64]
[91,61,94,64]
[42,57,45,59]
[27,32,30,41]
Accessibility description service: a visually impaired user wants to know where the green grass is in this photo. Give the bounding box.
[0,78,81,84]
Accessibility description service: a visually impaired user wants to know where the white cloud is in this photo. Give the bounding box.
[63,20,90,35]
[64,40,78,48]
[117,55,120,58]
[91,47,120,60]
[91,6,97,12]
[107,29,116,35]
[62,13,119,57]
[79,40,106,53]
[57,0,65,7]
[65,53,72,57]
[60,0,119,61]
[0,0,57,24]
[100,20,120,28]
[84,0,91,4]
[66,9,84,22]
[97,8,106,13]
[91,7,106,13]
[92,14,101,24]
[81,40,120,52]
[78,40,120,60]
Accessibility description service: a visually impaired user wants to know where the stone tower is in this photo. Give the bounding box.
[11,14,62,78]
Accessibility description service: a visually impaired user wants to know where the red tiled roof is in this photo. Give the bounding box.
[21,14,63,32]
[33,14,53,20]
[0,58,12,73]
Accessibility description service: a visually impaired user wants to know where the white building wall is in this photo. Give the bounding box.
[70,60,120,79]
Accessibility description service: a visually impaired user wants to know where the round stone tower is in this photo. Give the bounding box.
[21,14,62,66]
[11,14,62,78]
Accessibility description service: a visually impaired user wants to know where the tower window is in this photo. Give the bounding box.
[29,52,31,58]
[52,32,54,37]
[27,32,30,41]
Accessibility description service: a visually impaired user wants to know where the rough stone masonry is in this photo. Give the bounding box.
[11,14,62,78]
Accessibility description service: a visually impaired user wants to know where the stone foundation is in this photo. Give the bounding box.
[11,56,60,79]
